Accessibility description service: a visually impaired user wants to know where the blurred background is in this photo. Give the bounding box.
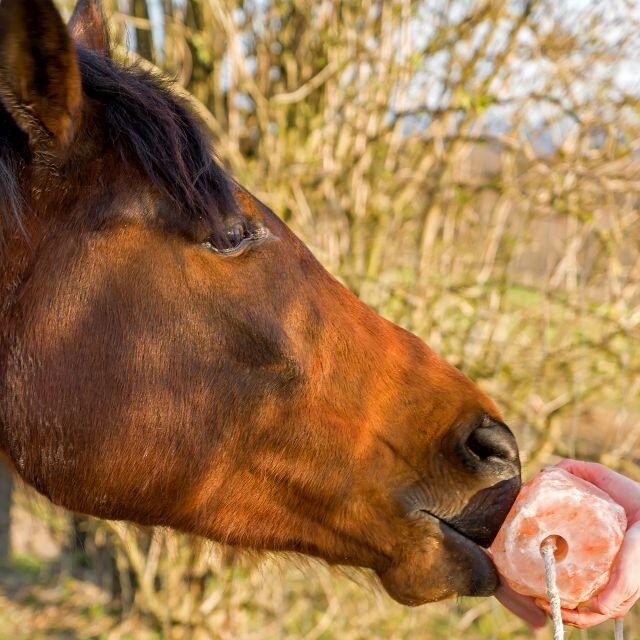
[1,0,639,637]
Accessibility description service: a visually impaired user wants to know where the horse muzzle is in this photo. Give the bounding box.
[377,417,521,605]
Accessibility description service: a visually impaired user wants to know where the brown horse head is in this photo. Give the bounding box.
[0,0,520,605]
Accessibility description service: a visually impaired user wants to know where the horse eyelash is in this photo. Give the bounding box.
[202,226,270,255]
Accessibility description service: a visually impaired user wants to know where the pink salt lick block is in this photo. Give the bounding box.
[490,467,626,609]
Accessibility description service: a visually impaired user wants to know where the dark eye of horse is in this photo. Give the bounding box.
[227,222,246,246]
[202,221,269,256]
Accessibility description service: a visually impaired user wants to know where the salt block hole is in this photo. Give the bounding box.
[540,535,569,562]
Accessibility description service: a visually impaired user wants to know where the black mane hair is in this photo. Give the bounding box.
[0,105,28,244]
[0,45,236,245]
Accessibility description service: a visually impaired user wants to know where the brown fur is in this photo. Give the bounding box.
[0,0,521,606]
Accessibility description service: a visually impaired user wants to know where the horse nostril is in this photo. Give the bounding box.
[463,419,519,471]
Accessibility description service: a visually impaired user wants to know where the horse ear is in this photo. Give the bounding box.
[69,0,110,56]
[0,0,82,151]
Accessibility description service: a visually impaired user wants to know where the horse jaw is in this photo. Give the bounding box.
[377,512,498,605]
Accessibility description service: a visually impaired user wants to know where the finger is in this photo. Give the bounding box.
[614,592,640,618]
[588,586,640,619]
[587,524,640,616]
[554,459,618,488]
[554,460,640,521]
[560,609,610,629]
[496,584,547,628]
[535,600,610,629]
[537,591,639,627]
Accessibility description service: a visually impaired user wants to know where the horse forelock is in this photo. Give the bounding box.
[0,45,237,245]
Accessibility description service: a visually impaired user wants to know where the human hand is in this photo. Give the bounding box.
[495,577,547,629]
[533,459,640,629]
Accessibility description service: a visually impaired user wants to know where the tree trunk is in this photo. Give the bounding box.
[0,462,13,563]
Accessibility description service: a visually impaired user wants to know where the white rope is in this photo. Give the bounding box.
[540,536,624,640]
[540,537,564,640]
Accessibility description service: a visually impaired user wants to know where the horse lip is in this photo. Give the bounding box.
[411,508,499,577]
[402,475,520,548]
[413,508,481,546]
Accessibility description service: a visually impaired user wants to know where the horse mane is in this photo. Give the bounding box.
[0,45,236,246]
[0,107,27,244]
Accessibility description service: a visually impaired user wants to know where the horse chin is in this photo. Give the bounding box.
[377,512,498,606]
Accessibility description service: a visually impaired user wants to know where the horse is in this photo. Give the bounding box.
[0,0,520,606]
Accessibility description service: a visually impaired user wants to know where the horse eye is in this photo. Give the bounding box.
[202,220,269,255]
[226,222,248,247]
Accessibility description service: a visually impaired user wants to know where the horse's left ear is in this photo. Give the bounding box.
[0,0,82,150]
[69,0,110,56]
